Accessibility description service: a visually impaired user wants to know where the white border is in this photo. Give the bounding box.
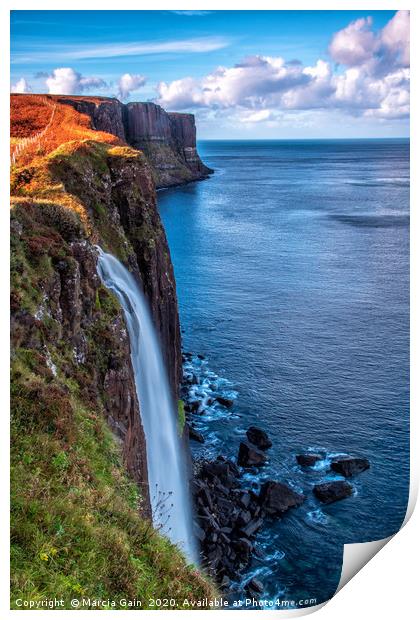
[2,2,417,618]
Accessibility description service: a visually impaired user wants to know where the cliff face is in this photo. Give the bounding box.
[11,192,151,511]
[55,96,212,188]
[57,96,126,141]
[10,95,218,606]
[10,98,183,508]
[48,142,182,396]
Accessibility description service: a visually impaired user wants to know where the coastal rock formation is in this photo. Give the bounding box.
[296,453,323,467]
[313,481,353,504]
[48,142,182,398]
[246,426,272,450]
[10,93,216,606]
[259,481,305,516]
[57,96,126,141]
[188,424,205,443]
[55,95,212,188]
[192,457,307,588]
[192,457,264,583]
[238,442,268,467]
[11,202,151,510]
[330,457,370,477]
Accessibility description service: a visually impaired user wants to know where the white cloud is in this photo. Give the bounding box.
[117,73,146,100]
[45,67,107,95]
[239,109,273,123]
[14,37,230,64]
[157,55,312,110]
[381,9,410,67]
[156,11,409,121]
[329,17,377,66]
[11,77,31,93]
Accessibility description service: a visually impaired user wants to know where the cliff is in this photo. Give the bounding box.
[55,96,212,188]
[10,94,215,607]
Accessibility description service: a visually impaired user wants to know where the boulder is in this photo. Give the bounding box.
[238,442,268,467]
[238,491,251,509]
[193,522,206,542]
[202,459,240,486]
[296,453,323,467]
[189,400,202,414]
[236,510,252,528]
[313,481,353,504]
[330,457,370,477]
[259,481,305,516]
[216,396,234,408]
[188,425,205,443]
[246,426,272,450]
[221,575,231,589]
[238,517,264,538]
[233,537,253,562]
[246,578,264,595]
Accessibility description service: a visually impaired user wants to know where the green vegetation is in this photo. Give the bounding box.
[177,400,186,436]
[10,197,217,609]
[11,350,214,608]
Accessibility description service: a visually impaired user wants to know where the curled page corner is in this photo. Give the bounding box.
[334,479,418,597]
[335,536,393,595]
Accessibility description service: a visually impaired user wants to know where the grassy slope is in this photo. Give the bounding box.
[10,95,216,608]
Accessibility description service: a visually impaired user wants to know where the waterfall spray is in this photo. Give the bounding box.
[96,248,196,563]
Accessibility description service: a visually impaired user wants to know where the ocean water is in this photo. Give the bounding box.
[158,140,410,605]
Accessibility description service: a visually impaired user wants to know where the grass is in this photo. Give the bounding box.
[10,94,122,167]
[178,400,186,436]
[10,203,217,609]
[11,353,215,609]
[10,95,218,608]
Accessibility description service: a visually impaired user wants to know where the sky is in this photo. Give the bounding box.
[10,10,410,139]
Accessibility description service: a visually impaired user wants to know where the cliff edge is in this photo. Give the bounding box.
[10,94,215,607]
[55,95,213,188]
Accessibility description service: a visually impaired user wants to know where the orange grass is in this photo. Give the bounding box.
[10,94,123,166]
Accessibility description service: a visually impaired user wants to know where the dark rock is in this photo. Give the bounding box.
[233,538,253,565]
[193,522,206,542]
[219,457,240,478]
[197,353,205,360]
[216,497,236,515]
[189,400,201,414]
[259,481,305,516]
[238,491,251,509]
[296,453,323,467]
[236,510,252,528]
[190,479,205,496]
[215,482,230,496]
[202,459,240,486]
[216,396,234,408]
[221,575,231,589]
[313,481,353,504]
[188,425,205,443]
[238,442,268,467]
[207,545,222,569]
[330,457,370,477]
[198,486,214,511]
[246,426,272,450]
[239,517,264,538]
[246,578,264,595]
[220,526,233,534]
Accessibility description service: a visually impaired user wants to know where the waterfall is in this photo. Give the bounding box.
[96,248,196,563]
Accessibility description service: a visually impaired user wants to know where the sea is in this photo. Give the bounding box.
[157,139,410,606]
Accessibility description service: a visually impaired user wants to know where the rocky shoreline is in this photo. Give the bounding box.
[181,351,370,599]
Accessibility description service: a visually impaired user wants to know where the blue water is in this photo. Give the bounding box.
[158,140,409,606]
